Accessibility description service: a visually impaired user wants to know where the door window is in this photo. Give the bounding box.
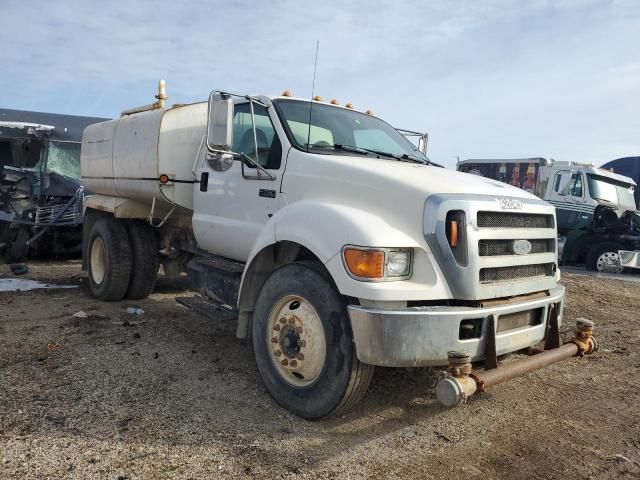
[553,174,564,192]
[568,173,583,197]
[232,103,281,169]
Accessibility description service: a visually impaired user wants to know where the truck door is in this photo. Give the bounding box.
[548,171,586,232]
[192,101,283,262]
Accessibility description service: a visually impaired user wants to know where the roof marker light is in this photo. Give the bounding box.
[330,99,339,105]
[345,103,354,109]
[282,90,292,97]
[313,95,323,101]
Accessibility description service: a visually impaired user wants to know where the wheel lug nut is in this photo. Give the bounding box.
[273,324,281,331]
[297,327,303,333]
[289,360,298,368]
[271,337,278,343]
[300,340,306,348]
[275,349,282,357]
[281,359,289,366]
[279,317,287,324]
[297,353,304,360]
[288,318,295,325]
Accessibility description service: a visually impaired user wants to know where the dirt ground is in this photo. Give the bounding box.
[1,261,639,480]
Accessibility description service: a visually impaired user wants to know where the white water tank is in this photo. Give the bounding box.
[81,102,207,211]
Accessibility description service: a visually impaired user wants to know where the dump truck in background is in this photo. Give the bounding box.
[0,109,108,261]
[458,158,639,273]
[79,82,596,418]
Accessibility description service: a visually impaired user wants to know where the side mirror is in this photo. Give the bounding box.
[205,150,234,172]
[206,92,234,152]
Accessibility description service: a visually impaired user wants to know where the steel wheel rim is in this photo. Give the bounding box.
[266,295,326,387]
[90,237,106,284]
[596,251,623,274]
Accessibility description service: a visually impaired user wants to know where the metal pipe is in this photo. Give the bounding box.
[476,342,578,390]
[436,319,596,407]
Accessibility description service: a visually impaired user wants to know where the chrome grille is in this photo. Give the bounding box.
[477,211,554,229]
[478,239,555,257]
[479,263,555,284]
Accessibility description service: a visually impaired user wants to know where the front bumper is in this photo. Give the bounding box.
[348,285,565,367]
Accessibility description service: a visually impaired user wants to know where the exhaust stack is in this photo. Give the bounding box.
[121,80,168,117]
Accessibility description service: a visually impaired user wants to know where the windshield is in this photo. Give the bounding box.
[34,141,82,179]
[273,99,431,163]
[587,174,636,211]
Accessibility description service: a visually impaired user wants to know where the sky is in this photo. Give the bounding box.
[1,0,639,168]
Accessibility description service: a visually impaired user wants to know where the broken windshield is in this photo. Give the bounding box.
[39,141,82,179]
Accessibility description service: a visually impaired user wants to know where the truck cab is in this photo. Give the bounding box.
[543,161,637,234]
[80,87,570,418]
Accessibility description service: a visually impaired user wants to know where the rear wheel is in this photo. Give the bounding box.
[7,228,30,263]
[87,218,132,301]
[252,263,374,420]
[125,222,159,299]
[585,242,623,273]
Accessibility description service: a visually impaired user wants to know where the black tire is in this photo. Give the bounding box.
[87,217,132,301]
[252,263,374,420]
[125,222,159,299]
[585,242,622,272]
[7,229,30,263]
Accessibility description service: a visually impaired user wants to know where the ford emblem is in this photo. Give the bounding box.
[512,239,532,255]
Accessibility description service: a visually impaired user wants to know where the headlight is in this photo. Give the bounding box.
[342,246,412,281]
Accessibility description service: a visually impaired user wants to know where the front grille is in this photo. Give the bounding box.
[478,239,555,256]
[479,263,554,284]
[477,211,554,229]
[35,203,78,224]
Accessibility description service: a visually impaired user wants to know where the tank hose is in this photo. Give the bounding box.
[147,197,176,228]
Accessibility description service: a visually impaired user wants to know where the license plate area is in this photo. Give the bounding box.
[497,308,543,333]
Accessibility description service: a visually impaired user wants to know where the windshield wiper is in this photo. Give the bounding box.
[330,144,397,160]
[315,143,440,167]
[334,144,429,164]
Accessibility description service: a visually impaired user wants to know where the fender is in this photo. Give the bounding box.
[234,201,444,338]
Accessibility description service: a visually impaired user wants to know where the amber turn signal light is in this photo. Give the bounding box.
[447,220,459,247]
[343,248,385,279]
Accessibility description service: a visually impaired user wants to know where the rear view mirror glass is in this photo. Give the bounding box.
[207,93,234,152]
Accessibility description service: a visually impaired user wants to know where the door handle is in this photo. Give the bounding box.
[200,172,209,192]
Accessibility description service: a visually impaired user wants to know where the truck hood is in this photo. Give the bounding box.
[369,159,539,199]
[283,152,541,202]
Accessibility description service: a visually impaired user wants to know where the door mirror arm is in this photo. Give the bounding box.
[236,152,276,180]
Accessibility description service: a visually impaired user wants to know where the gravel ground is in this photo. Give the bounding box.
[1,261,639,479]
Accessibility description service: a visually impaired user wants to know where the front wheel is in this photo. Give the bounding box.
[585,242,623,273]
[252,263,374,420]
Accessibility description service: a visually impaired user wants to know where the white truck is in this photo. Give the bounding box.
[80,83,596,419]
[457,158,638,272]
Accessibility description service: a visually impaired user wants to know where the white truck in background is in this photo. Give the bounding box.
[457,158,639,273]
[80,82,596,419]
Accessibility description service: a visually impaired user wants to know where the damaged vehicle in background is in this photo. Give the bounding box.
[0,109,107,261]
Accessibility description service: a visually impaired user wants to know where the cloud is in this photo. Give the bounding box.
[0,0,638,166]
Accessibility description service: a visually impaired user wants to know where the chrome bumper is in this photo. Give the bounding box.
[348,285,565,367]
